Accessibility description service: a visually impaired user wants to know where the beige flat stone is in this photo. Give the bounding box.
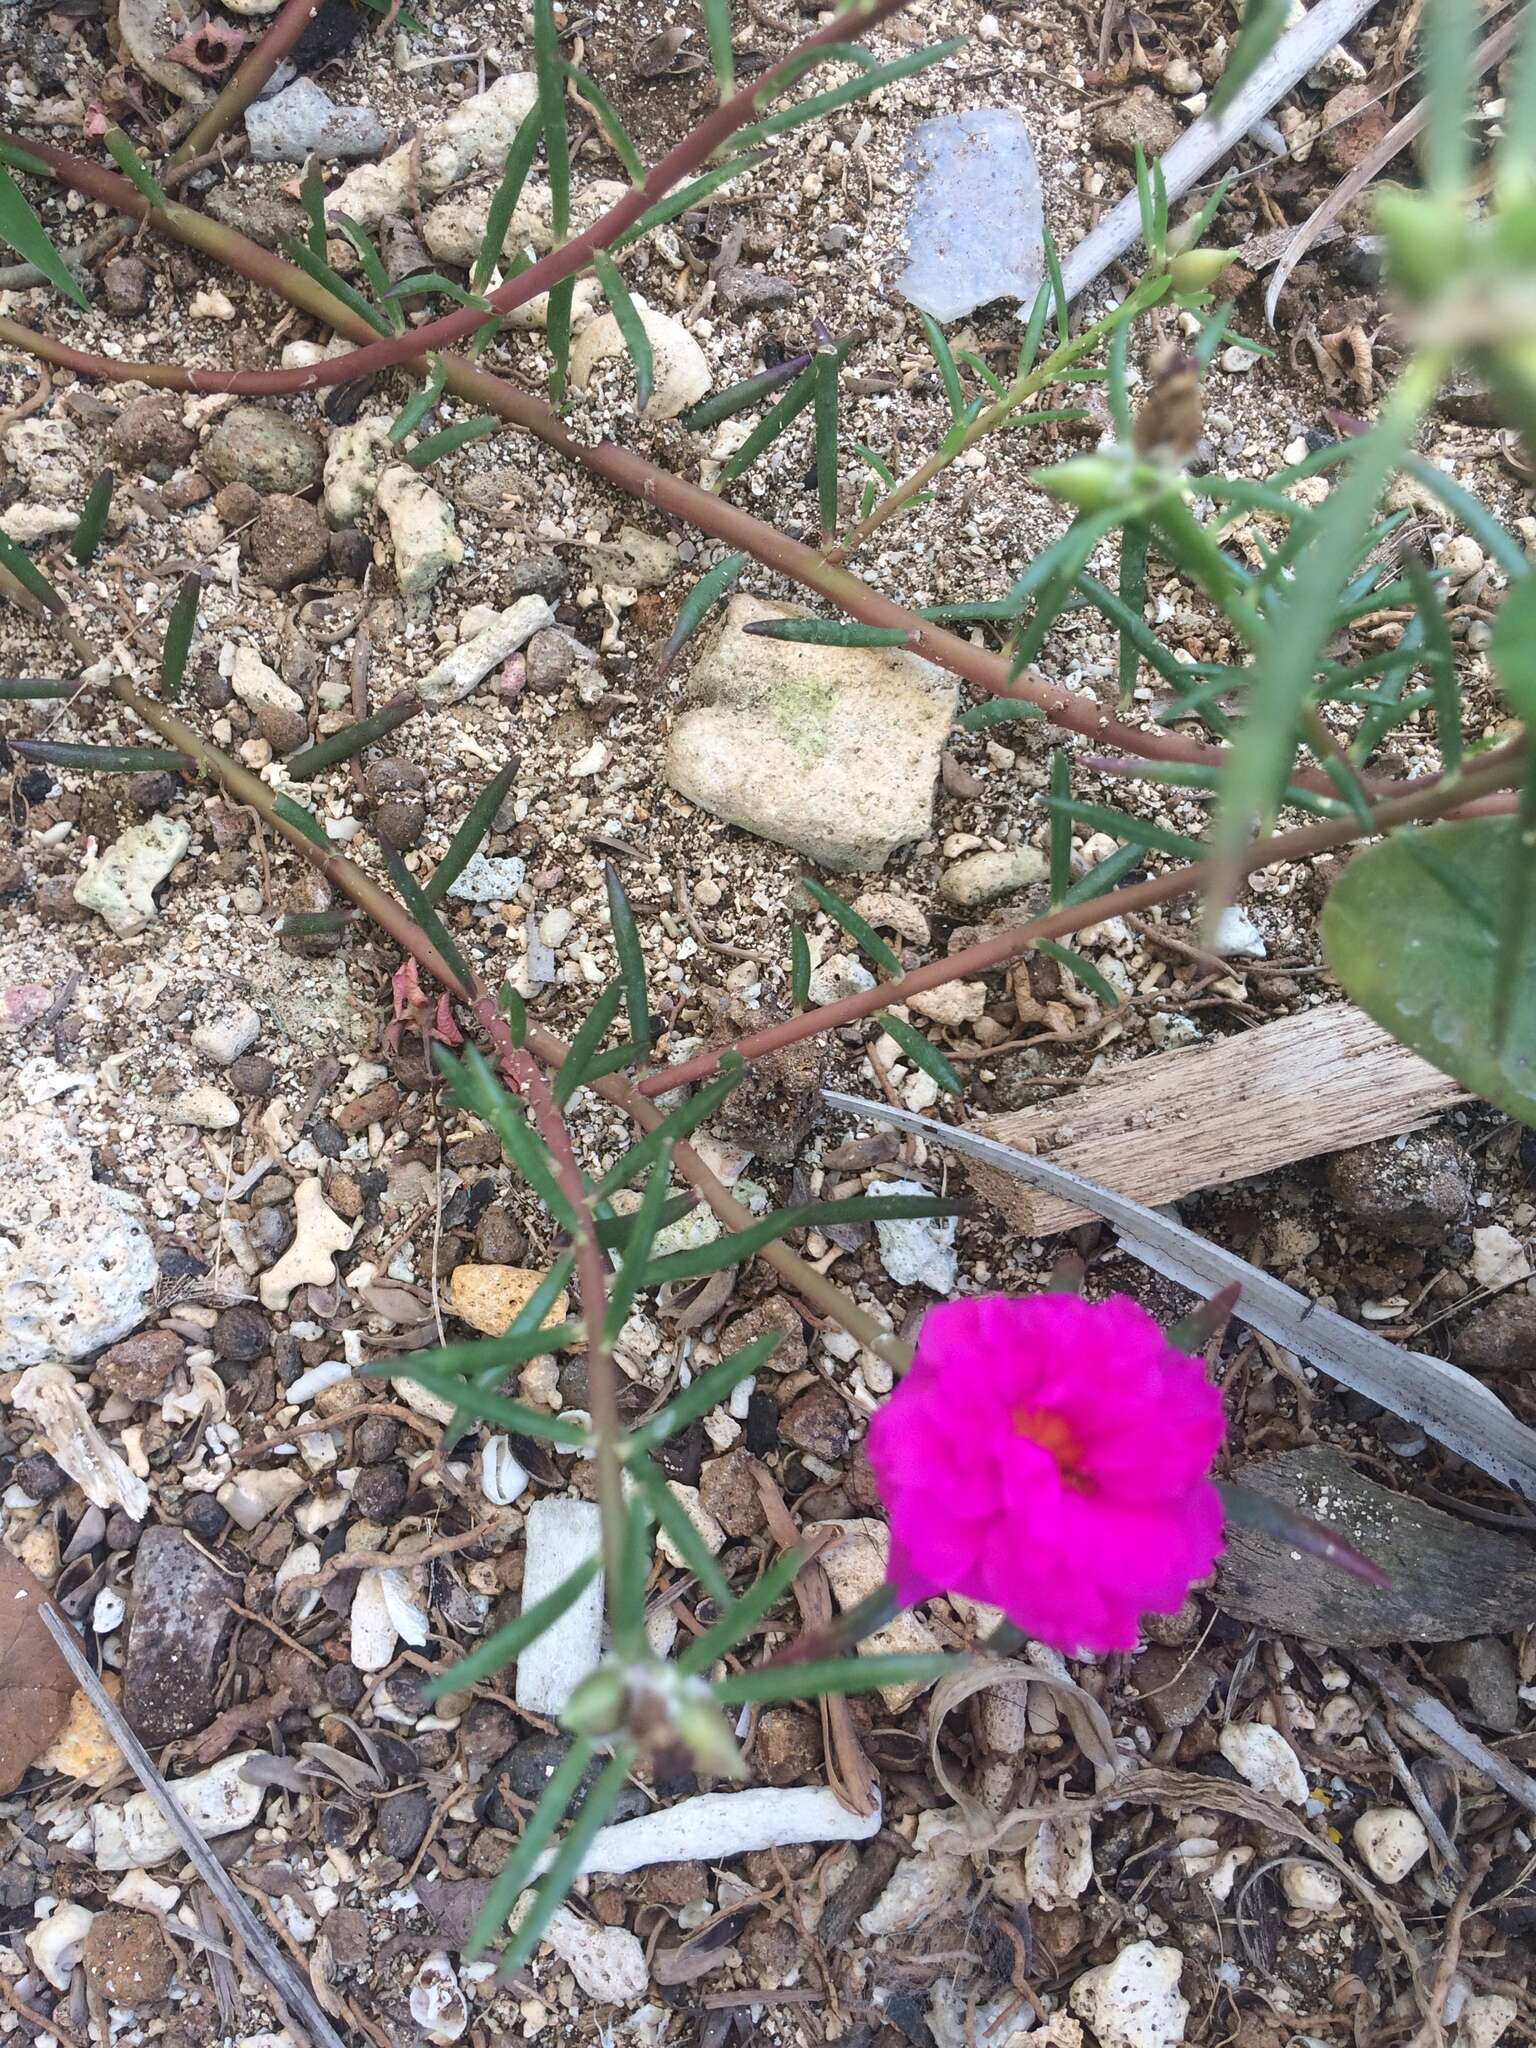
[447,1263,570,1337]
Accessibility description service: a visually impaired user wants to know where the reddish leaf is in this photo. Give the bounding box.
[0,1554,75,1793]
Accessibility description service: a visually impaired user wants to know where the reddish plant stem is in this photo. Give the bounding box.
[0,261,1412,799]
[634,738,1527,1097]
[3,0,914,397]
[169,0,327,167]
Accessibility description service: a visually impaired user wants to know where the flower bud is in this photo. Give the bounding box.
[1029,455,1128,513]
[673,1694,748,1780]
[560,1664,628,1737]
[1168,248,1237,294]
[1375,189,1467,304]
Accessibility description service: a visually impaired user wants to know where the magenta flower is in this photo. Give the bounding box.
[865,1292,1226,1655]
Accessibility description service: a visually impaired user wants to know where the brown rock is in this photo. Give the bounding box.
[335,1081,401,1134]
[1092,86,1181,162]
[742,1844,815,1885]
[255,702,309,755]
[213,1303,270,1363]
[375,794,426,849]
[121,1527,234,1744]
[1319,82,1394,174]
[0,848,26,897]
[242,494,329,589]
[742,1921,799,1984]
[1326,1130,1470,1247]
[102,256,151,316]
[330,527,374,581]
[1452,1292,1536,1374]
[214,480,262,527]
[366,756,427,797]
[96,1329,186,1401]
[1127,1645,1218,1733]
[754,1706,821,1786]
[779,1381,849,1461]
[720,1294,807,1377]
[84,1911,173,2005]
[644,1859,710,1907]
[699,1449,768,1538]
[160,472,211,511]
[108,396,196,477]
[35,875,88,922]
[474,1206,528,1265]
[704,1007,825,1164]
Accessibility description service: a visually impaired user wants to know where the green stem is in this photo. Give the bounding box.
[828,274,1169,562]
[170,0,326,168]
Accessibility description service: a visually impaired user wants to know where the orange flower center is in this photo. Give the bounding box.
[1012,1407,1088,1485]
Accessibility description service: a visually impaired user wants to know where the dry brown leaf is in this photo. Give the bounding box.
[0,1552,76,1793]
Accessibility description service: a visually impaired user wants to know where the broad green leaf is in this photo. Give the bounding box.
[0,678,74,698]
[392,1368,590,1442]
[1216,1480,1390,1587]
[300,155,327,260]
[616,159,757,247]
[1321,818,1536,1125]
[272,792,328,848]
[1043,225,1068,338]
[593,1063,746,1200]
[955,698,1046,733]
[801,878,901,976]
[1402,455,1533,581]
[1402,553,1461,771]
[1421,0,1473,199]
[278,233,391,334]
[718,360,817,486]
[877,1010,961,1096]
[546,275,576,402]
[1061,841,1147,905]
[604,1150,674,1338]
[591,250,653,409]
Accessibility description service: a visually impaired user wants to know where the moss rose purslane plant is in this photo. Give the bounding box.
[866,1293,1227,1654]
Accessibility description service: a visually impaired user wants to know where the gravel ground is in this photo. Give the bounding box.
[2,2,1536,2045]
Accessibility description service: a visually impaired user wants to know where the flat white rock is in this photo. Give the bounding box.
[409,1952,468,2042]
[1070,1942,1189,2048]
[191,1002,261,1065]
[522,1784,882,1878]
[377,466,463,606]
[92,1753,265,1869]
[13,1364,150,1518]
[1218,1721,1309,1805]
[1,1112,158,1366]
[571,294,711,421]
[1352,1806,1430,1884]
[666,594,955,872]
[859,1808,969,1935]
[418,595,553,703]
[259,1177,355,1310]
[867,1176,958,1293]
[74,813,190,935]
[445,851,527,904]
[515,1498,604,1714]
[1026,1813,1094,1910]
[543,1908,648,2002]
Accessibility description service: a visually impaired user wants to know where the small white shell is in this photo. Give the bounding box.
[91,1587,126,1634]
[480,1436,529,1507]
[409,1951,468,2043]
[27,1902,95,1990]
